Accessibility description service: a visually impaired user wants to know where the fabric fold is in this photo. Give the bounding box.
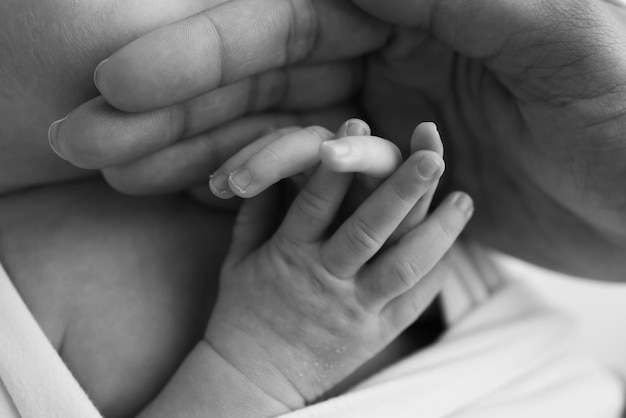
[280,244,624,418]
[0,263,102,418]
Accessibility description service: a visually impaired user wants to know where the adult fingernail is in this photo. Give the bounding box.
[346,120,368,136]
[229,169,252,194]
[417,155,443,178]
[48,117,67,161]
[326,142,351,158]
[93,58,108,91]
[209,174,230,198]
[453,192,474,219]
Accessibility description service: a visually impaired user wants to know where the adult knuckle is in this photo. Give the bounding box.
[258,146,283,168]
[285,0,320,62]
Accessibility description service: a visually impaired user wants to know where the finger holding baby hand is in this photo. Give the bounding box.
[210,126,334,198]
[209,118,373,199]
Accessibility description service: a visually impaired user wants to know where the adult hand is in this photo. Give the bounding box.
[52,0,626,281]
[49,0,391,194]
[354,0,626,280]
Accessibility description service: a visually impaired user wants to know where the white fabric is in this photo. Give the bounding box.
[280,244,625,418]
[0,262,102,418]
[0,245,622,417]
[492,250,626,380]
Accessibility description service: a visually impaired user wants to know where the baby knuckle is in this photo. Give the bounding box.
[390,258,423,290]
[344,217,382,254]
[295,187,330,222]
[432,215,464,244]
[389,177,418,207]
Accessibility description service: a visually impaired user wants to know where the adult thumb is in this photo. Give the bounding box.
[351,0,597,59]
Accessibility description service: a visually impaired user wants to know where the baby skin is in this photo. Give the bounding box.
[1,120,471,418]
[137,120,474,417]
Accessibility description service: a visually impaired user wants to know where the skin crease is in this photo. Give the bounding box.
[353,3,626,281]
[0,178,233,417]
[41,0,626,281]
[0,0,224,192]
[5,0,626,415]
[0,177,442,417]
[0,2,423,416]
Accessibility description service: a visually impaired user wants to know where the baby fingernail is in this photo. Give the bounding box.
[209,174,229,197]
[48,117,67,160]
[417,155,443,178]
[229,169,252,194]
[453,193,474,218]
[346,120,368,136]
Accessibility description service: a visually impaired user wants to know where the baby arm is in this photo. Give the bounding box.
[138,120,473,417]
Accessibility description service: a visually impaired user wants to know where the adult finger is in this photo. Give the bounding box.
[210,127,302,199]
[51,61,360,168]
[102,115,299,195]
[359,192,473,310]
[102,105,358,197]
[94,0,390,112]
[226,126,334,198]
[351,0,538,58]
[320,150,445,278]
[353,0,623,92]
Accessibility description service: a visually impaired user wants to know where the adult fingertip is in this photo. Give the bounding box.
[48,117,68,161]
[93,58,109,93]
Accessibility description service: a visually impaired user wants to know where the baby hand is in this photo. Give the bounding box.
[205,121,473,407]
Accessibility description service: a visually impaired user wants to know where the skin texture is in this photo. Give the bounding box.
[0,178,231,417]
[355,0,626,280]
[1,0,626,414]
[0,0,274,191]
[202,121,469,410]
[50,0,626,281]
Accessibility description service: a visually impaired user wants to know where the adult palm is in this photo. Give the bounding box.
[52,0,626,280]
[356,0,626,280]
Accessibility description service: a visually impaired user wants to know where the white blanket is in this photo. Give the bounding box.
[280,244,625,417]
[0,262,102,418]
[0,244,622,417]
